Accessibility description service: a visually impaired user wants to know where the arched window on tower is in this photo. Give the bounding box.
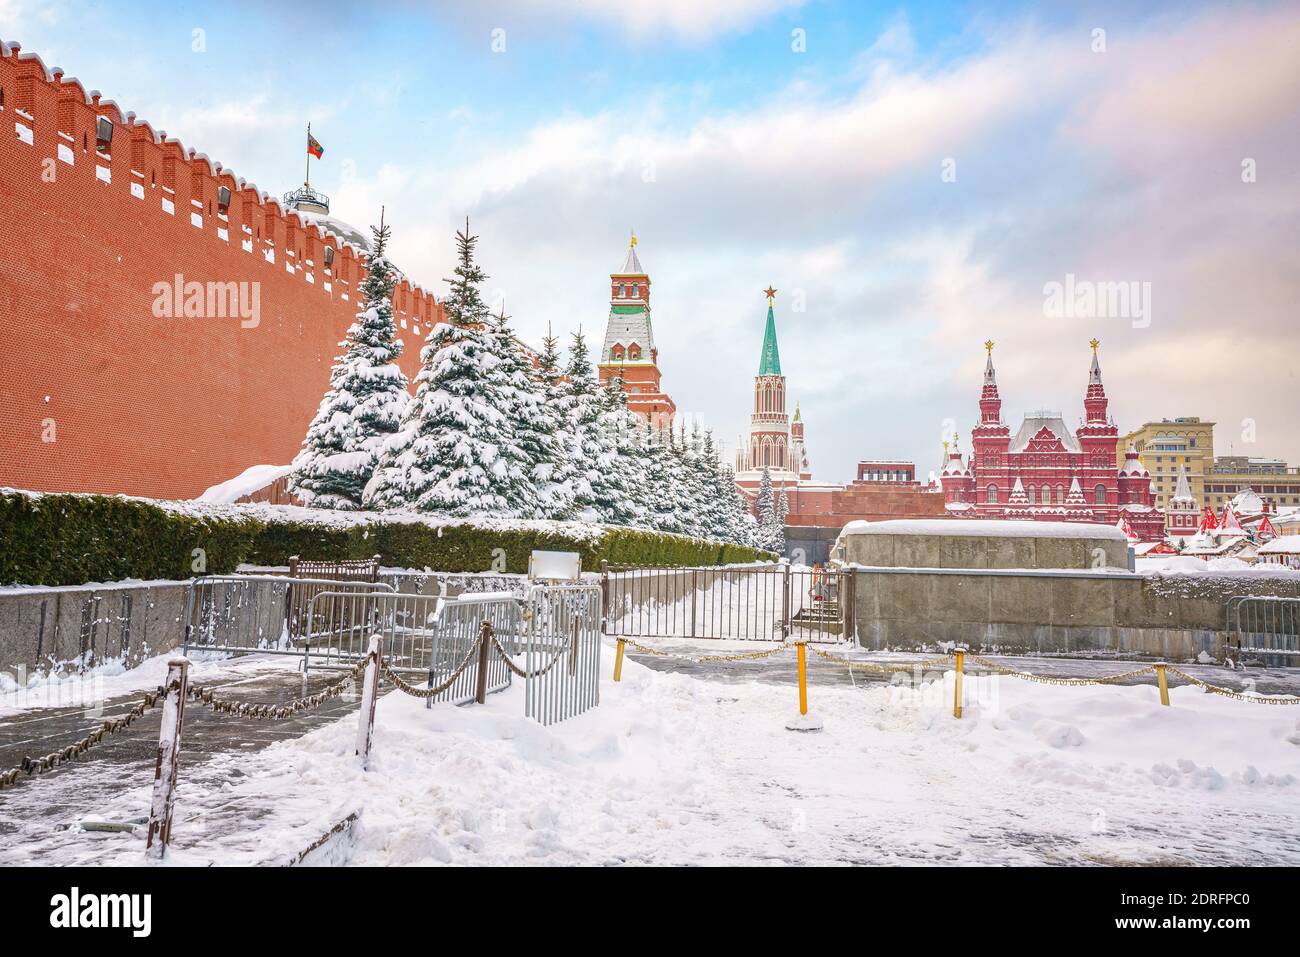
[628,344,641,360]
[1056,484,1065,504]
[1094,484,1107,506]
[1026,484,1036,504]
[778,439,787,470]
[611,345,624,362]
[986,485,999,504]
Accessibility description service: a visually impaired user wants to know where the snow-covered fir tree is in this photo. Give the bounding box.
[289,217,408,509]
[364,222,525,516]
[641,420,682,534]
[774,483,789,555]
[719,463,759,547]
[534,327,577,519]
[699,430,739,542]
[597,374,650,527]
[561,331,617,522]
[755,467,779,551]
[489,307,564,518]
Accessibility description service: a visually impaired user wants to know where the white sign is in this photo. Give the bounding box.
[528,550,582,581]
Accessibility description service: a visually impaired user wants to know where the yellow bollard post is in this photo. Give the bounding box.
[953,649,964,719]
[797,642,808,716]
[785,639,822,732]
[1154,662,1170,706]
[613,638,626,683]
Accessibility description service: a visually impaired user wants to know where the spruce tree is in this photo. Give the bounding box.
[774,484,789,555]
[535,327,577,519]
[489,307,559,518]
[597,374,649,527]
[756,467,778,551]
[642,420,681,534]
[718,462,756,546]
[364,221,523,516]
[562,330,613,522]
[290,217,409,509]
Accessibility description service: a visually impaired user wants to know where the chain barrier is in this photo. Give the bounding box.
[381,635,483,699]
[619,636,796,664]
[186,655,372,721]
[963,654,1157,687]
[807,646,951,674]
[489,632,569,680]
[1165,665,1300,705]
[0,684,169,791]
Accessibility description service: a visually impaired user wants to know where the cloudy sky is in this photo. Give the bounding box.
[5,0,1298,480]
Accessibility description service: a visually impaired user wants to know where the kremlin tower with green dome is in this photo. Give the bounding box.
[734,288,812,491]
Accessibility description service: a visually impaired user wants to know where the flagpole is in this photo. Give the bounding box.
[305,122,311,189]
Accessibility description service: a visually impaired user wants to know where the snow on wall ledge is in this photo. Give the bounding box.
[840,519,1127,541]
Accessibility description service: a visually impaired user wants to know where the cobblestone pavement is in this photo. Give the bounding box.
[0,659,377,863]
[621,639,1300,695]
[3,644,1297,865]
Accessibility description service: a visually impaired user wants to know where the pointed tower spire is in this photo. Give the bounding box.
[1084,337,1109,424]
[758,288,781,375]
[1172,463,1193,502]
[979,340,1002,425]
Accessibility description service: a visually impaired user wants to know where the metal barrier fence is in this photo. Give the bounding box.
[306,590,514,703]
[182,575,395,659]
[520,584,602,726]
[286,554,382,639]
[305,585,602,722]
[183,575,599,719]
[1228,596,1300,664]
[600,562,853,643]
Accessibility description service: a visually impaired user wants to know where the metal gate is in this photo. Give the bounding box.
[1228,596,1300,665]
[308,584,602,722]
[521,584,602,725]
[182,574,395,658]
[306,590,516,703]
[600,562,854,642]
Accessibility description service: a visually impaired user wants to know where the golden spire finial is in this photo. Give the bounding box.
[764,285,777,302]
[984,339,994,355]
[1090,337,1100,353]
[630,229,637,248]
[943,439,950,453]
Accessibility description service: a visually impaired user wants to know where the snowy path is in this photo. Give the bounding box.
[2,645,1299,866]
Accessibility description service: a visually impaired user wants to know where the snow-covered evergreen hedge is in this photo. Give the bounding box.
[0,489,774,586]
[0,489,262,586]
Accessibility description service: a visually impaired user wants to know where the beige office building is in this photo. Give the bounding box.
[1120,417,1300,513]
[1204,457,1300,510]
[1119,418,1215,510]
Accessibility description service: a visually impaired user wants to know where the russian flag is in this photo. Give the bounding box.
[307,134,324,159]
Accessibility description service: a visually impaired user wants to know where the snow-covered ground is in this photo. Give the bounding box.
[4,645,1299,866]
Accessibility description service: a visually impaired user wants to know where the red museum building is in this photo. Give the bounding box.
[940,340,1166,541]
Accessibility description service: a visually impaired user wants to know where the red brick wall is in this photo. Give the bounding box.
[784,483,949,525]
[0,44,435,500]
